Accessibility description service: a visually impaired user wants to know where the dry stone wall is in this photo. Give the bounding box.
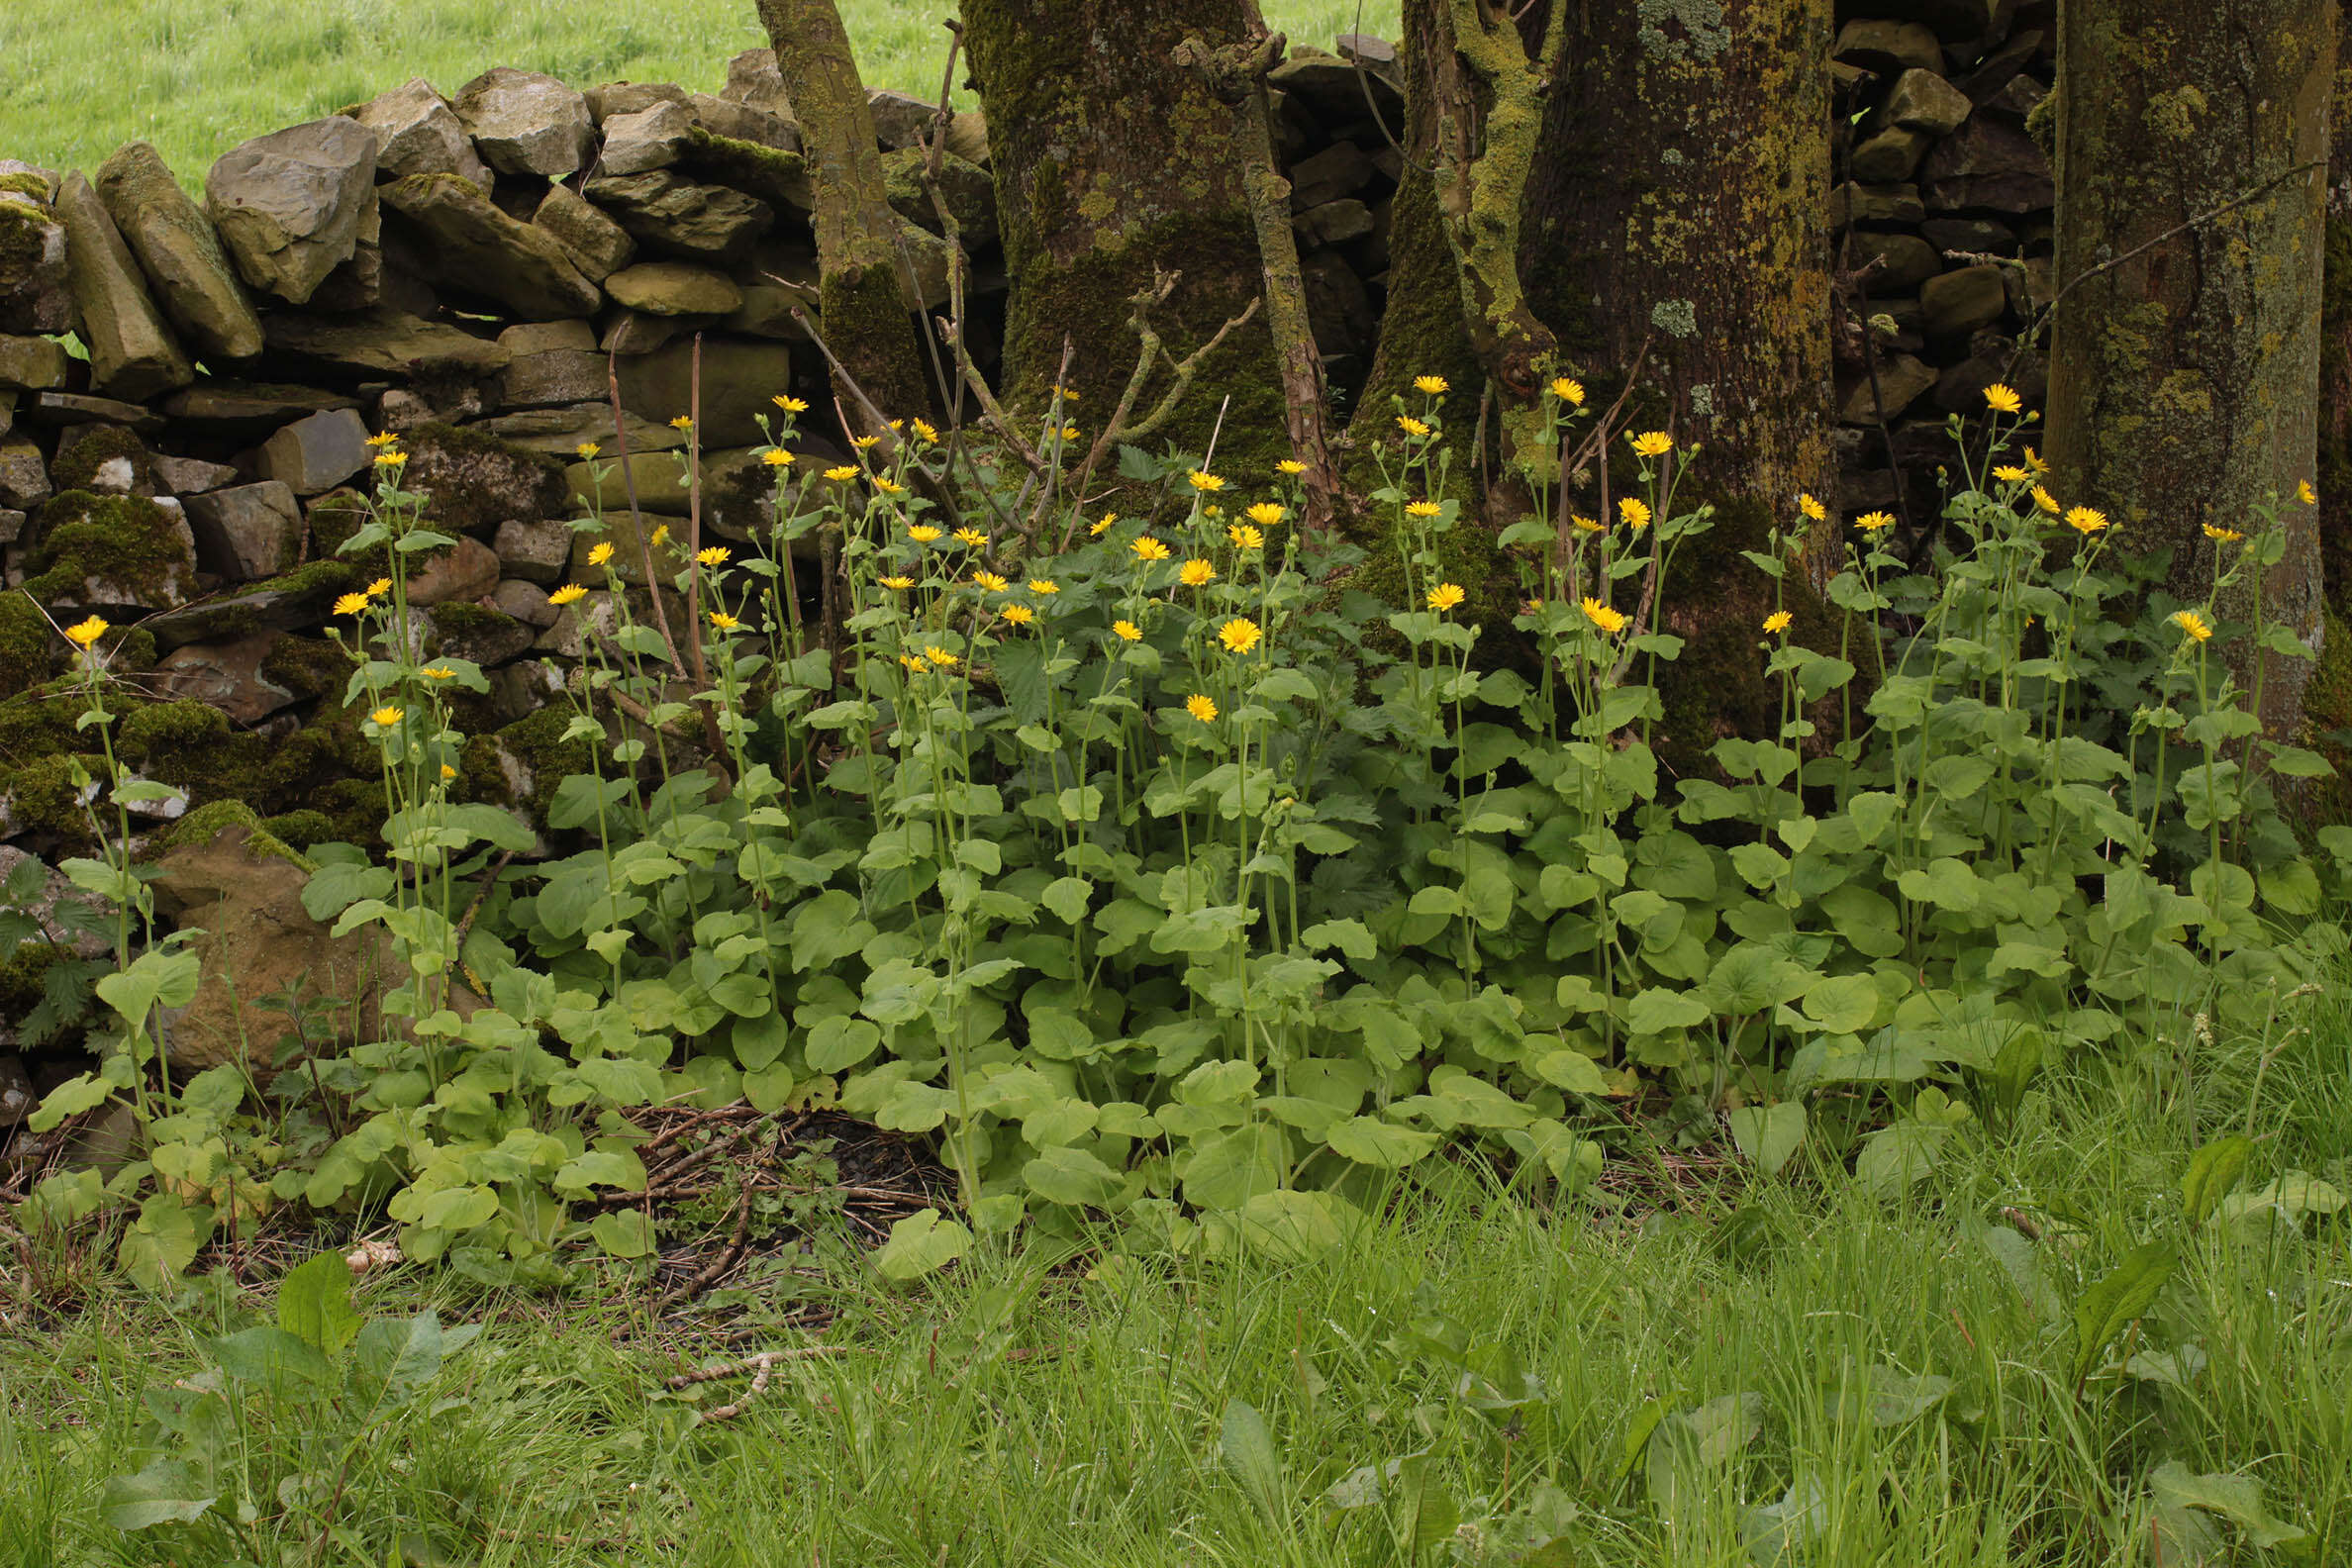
[0,2,2051,978]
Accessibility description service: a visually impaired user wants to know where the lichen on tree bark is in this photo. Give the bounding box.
[755,0,931,424]
[959,0,1280,451]
[2048,0,2335,736]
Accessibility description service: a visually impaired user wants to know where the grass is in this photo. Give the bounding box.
[0,0,1402,183]
[5,947,2348,1566]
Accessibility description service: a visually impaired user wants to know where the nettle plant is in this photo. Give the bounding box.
[24,377,2344,1281]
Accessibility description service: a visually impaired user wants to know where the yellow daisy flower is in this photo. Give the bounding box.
[1228,524,1264,550]
[364,431,400,447]
[64,615,109,647]
[1185,693,1218,723]
[588,541,615,566]
[1407,500,1442,519]
[1218,617,1262,654]
[709,611,740,631]
[334,592,371,617]
[1763,611,1793,634]
[669,415,694,430]
[1091,513,1119,537]
[973,570,1010,592]
[1426,583,1465,613]
[2065,506,2108,536]
[880,575,916,590]
[1629,431,1673,458]
[1571,515,1604,535]
[1854,510,1896,533]
[1397,416,1429,438]
[697,545,730,566]
[2298,479,2318,504]
[1027,578,1059,594]
[575,441,601,459]
[1276,459,1307,476]
[1414,375,1449,395]
[873,476,905,496]
[762,447,794,467]
[851,434,881,449]
[2202,525,2242,543]
[1993,465,2029,484]
[1580,597,1628,636]
[365,577,392,598]
[549,583,588,606]
[1983,384,2022,415]
[1132,537,1171,562]
[825,464,860,481]
[1001,604,1034,627]
[923,644,960,668]
[1188,471,1225,493]
[2029,485,2061,516]
[1619,497,1652,531]
[2171,610,2211,642]
[773,395,809,413]
[1798,493,1827,523]
[953,527,988,547]
[370,706,404,727]
[1179,559,1217,587]
[1112,620,1142,642]
[422,665,455,681]
[1551,377,1585,407]
[909,526,942,542]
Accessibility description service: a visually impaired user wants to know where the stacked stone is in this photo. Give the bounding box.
[1828,1,2057,525]
[0,52,1029,865]
[1270,37,1408,403]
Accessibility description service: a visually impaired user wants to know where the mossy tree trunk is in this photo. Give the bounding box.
[2047,0,2335,736]
[1520,0,1836,760]
[959,0,1281,451]
[756,0,931,426]
[1348,0,1486,462]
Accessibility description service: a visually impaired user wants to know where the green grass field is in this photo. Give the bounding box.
[0,0,1400,182]
[6,954,2348,1565]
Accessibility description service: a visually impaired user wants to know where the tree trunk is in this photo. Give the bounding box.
[756,0,931,426]
[959,0,1279,451]
[1521,0,1836,760]
[2047,0,2334,736]
[1347,0,1487,458]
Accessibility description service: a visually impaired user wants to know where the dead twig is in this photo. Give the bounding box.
[664,1345,854,1390]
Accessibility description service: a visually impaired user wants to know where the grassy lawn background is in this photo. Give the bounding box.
[0,0,1401,182]
[5,973,2348,1565]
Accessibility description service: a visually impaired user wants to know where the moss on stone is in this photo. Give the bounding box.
[22,491,192,607]
[256,634,347,703]
[119,698,230,758]
[161,798,315,869]
[460,704,591,831]
[257,808,339,850]
[0,589,52,699]
[0,202,54,280]
[49,426,148,494]
[682,127,809,208]
[0,172,50,202]
[0,753,99,843]
[0,940,68,1023]
[402,422,572,539]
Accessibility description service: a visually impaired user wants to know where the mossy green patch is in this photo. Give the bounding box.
[161,797,315,870]
[48,426,148,494]
[682,127,809,208]
[402,422,572,539]
[0,589,52,699]
[22,491,193,608]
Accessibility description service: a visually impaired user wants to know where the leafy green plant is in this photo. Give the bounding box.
[17,373,2343,1282]
[100,1252,478,1558]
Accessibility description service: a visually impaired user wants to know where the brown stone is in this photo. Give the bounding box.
[150,632,307,726]
[403,535,501,606]
[147,823,478,1072]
